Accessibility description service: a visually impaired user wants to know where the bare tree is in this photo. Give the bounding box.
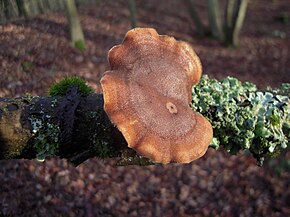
[186,0,249,46]
[65,0,86,50]
[224,0,249,46]
[207,0,223,40]
[184,0,206,36]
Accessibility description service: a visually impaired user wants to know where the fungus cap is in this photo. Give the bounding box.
[101,28,213,163]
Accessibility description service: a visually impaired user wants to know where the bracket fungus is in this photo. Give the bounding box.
[100,28,213,164]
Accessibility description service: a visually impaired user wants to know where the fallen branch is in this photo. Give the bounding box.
[0,76,289,166]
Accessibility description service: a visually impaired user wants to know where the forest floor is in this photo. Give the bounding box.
[0,0,290,216]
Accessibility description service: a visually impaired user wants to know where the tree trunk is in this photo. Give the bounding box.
[0,0,6,22]
[3,0,18,20]
[16,0,30,17]
[65,0,86,50]
[36,0,46,14]
[184,0,207,36]
[0,0,98,23]
[3,0,11,20]
[225,0,249,46]
[56,0,65,11]
[46,0,55,11]
[207,0,224,40]
[127,0,138,28]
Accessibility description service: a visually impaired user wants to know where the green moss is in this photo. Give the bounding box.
[48,76,93,96]
[74,39,86,51]
[21,61,34,71]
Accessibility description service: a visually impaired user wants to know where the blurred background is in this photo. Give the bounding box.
[0,0,290,216]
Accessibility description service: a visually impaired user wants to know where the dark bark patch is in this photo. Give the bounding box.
[22,99,31,104]
[56,86,81,153]
[6,103,19,112]
[0,132,7,158]
[0,109,3,119]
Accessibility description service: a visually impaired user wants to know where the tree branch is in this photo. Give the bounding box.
[0,76,289,166]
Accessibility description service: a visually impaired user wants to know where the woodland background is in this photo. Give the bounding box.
[0,0,290,216]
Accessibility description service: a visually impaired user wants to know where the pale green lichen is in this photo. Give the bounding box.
[50,98,58,108]
[29,115,60,162]
[192,76,289,165]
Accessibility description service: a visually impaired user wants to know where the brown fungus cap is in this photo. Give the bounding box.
[100,28,213,164]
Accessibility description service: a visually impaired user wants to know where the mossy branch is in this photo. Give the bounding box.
[0,76,289,166]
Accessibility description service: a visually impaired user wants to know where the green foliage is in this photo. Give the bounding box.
[192,76,289,165]
[74,39,86,51]
[48,76,93,96]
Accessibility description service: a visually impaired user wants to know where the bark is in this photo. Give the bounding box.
[0,93,130,166]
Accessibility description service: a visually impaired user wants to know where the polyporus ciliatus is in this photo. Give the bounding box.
[101,28,213,164]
